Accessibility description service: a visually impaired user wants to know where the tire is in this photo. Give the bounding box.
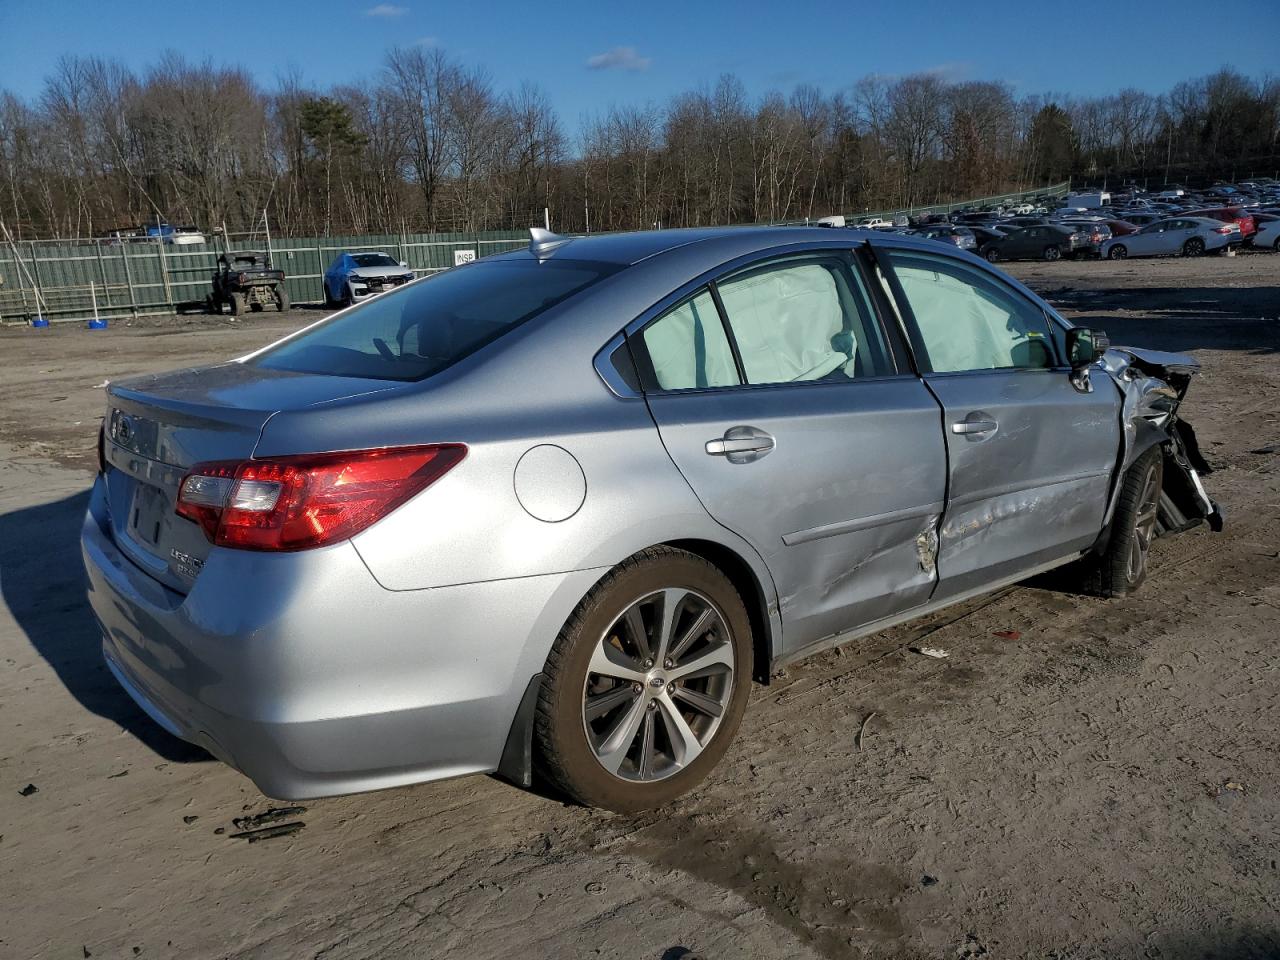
[228,292,245,317]
[1183,237,1205,257]
[275,285,290,312]
[983,246,1000,263]
[1043,245,1062,261]
[322,282,334,308]
[1108,244,1128,260]
[535,546,753,812]
[1074,447,1164,598]
[1273,237,1279,252]
[343,283,355,308]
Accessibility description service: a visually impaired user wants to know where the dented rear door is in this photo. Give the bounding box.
[635,251,948,654]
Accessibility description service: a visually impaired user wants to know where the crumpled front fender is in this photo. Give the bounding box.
[1095,346,1223,542]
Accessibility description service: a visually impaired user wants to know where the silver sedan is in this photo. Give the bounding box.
[1101,216,1241,259]
[83,227,1221,811]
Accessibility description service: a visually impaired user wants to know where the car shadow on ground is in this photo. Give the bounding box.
[1046,284,1280,355]
[0,490,209,763]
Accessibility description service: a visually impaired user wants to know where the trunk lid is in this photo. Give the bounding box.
[102,361,399,594]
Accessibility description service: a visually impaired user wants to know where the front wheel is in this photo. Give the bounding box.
[1108,244,1128,260]
[983,246,1001,263]
[1071,447,1164,598]
[1183,237,1205,257]
[535,547,753,812]
[1043,245,1062,261]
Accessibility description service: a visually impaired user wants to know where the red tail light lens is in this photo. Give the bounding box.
[1215,226,1233,234]
[175,445,466,551]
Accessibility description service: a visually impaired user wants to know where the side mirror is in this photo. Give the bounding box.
[1066,327,1109,369]
[1066,327,1109,390]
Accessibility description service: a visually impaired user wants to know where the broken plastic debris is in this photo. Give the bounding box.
[92,380,109,389]
[1224,781,1245,793]
[992,630,1022,640]
[18,783,38,797]
[912,647,950,659]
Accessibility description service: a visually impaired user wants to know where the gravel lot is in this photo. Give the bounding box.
[1,253,1278,959]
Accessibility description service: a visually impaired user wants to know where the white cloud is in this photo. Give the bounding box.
[365,4,409,17]
[415,35,439,46]
[586,46,651,72]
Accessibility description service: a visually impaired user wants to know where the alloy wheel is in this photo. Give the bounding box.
[582,588,735,782]
[1126,462,1161,585]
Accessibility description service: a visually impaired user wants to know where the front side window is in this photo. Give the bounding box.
[255,259,616,381]
[885,251,1055,374]
[715,257,893,384]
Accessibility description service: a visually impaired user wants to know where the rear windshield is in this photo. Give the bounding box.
[254,259,617,381]
[351,253,400,267]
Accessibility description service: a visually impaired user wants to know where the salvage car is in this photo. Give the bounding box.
[1101,217,1241,259]
[83,227,1222,813]
[323,251,415,306]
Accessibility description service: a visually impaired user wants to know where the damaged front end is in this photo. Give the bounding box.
[1099,346,1224,539]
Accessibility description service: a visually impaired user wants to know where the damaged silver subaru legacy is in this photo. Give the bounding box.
[82,227,1222,812]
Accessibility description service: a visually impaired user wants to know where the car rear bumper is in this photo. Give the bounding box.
[81,474,603,799]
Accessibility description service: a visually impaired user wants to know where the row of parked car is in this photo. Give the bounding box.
[834,179,1280,263]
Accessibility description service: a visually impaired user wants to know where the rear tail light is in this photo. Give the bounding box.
[1215,226,1233,234]
[175,445,466,551]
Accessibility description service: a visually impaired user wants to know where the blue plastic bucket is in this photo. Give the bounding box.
[87,317,108,330]
[30,316,49,328]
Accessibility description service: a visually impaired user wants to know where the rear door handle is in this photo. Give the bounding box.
[705,426,775,463]
[951,413,998,441]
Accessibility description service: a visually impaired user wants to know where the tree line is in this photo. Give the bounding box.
[1,50,1277,240]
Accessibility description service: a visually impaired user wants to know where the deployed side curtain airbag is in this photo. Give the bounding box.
[893,261,1051,373]
[717,264,849,383]
[642,290,740,390]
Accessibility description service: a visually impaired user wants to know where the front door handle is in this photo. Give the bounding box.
[951,413,998,441]
[705,425,775,463]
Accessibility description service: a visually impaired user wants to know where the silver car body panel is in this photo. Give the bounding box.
[82,226,1219,800]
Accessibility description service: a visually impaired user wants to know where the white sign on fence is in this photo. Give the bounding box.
[454,249,476,266]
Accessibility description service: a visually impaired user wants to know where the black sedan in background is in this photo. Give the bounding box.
[981,224,1103,262]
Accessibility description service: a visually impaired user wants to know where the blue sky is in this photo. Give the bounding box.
[2,0,1276,141]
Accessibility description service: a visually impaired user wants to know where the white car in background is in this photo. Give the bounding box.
[323,251,416,306]
[1252,217,1280,250]
[856,217,892,229]
[1101,217,1241,260]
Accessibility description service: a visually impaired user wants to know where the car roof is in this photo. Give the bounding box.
[487,226,905,267]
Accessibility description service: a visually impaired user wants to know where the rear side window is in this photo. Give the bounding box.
[639,289,740,390]
[716,257,893,383]
[255,260,615,381]
[885,251,1055,374]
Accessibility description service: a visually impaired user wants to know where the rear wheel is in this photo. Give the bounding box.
[275,285,290,312]
[1043,245,1062,261]
[228,292,245,316]
[1183,237,1205,257]
[1108,244,1128,260]
[535,547,752,812]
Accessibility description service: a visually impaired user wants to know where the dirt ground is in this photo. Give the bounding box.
[1,252,1278,960]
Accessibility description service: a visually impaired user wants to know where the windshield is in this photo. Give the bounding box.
[254,259,617,381]
[351,253,400,268]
